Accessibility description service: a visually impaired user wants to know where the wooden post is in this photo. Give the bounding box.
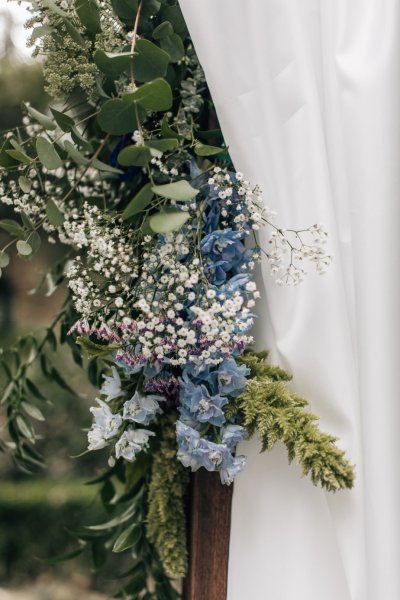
[183,470,234,600]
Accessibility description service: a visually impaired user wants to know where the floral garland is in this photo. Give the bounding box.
[0,0,354,594]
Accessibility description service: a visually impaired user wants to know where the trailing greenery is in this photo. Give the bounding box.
[229,351,355,492]
[147,414,189,579]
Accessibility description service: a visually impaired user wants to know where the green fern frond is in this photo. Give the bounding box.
[235,352,355,492]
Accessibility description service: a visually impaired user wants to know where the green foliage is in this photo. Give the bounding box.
[147,415,189,579]
[228,352,355,492]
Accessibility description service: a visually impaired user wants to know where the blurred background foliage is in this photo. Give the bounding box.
[0,8,112,597]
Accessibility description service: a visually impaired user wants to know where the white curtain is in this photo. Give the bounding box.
[178,1,400,599]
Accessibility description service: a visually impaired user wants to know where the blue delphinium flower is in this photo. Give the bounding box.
[221,424,246,449]
[216,359,250,396]
[122,392,163,425]
[180,381,227,426]
[176,421,202,470]
[115,428,155,461]
[100,366,124,402]
[176,421,246,484]
[201,229,251,285]
[220,455,247,485]
[88,399,122,451]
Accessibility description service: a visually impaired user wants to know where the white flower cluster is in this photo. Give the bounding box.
[64,204,140,318]
[267,223,332,285]
[207,166,266,232]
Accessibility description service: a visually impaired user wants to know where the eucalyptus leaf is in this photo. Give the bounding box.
[16,240,32,256]
[71,127,93,152]
[124,78,173,112]
[75,0,102,33]
[30,25,54,41]
[64,140,89,165]
[160,115,181,140]
[63,18,86,47]
[117,145,151,167]
[149,210,190,233]
[152,21,173,40]
[151,180,199,201]
[97,98,144,135]
[46,199,64,227]
[27,231,42,254]
[0,252,10,268]
[5,149,32,165]
[25,104,56,131]
[36,137,63,170]
[133,39,170,83]
[145,138,179,153]
[0,219,24,237]
[94,50,132,78]
[92,159,124,174]
[160,34,185,63]
[122,183,154,219]
[110,0,138,23]
[194,142,226,157]
[159,4,187,34]
[42,0,68,17]
[18,176,31,194]
[50,108,74,132]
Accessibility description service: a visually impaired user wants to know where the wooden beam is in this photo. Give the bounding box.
[183,470,234,600]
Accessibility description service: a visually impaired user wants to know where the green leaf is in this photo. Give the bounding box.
[36,137,63,170]
[122,183,154,219]
[0,252,10,268]
[64,140,89,166]
[0,219,24,237]
[97,98,144,135]
[149,210,190,233]
[5,149,32,165]
[21,211,35,229]
[159,4,187,34]
[160,34,185,63]
[75,0,102,33]
[21,402,45,422]
[42,0,68,17]
[94,50,132,78]
[133,39,170,83]
[50,108,74,132]
[15,415,35,443]
[145,138,179,153]
[16,240,32,256]
[71,127,93,152]
[110,0,138,23]
[25,104,56,131]
[113,524,141,553]
[42,547,85,564]
[151,180,199,201]
[87,504,136,530]
[46,199,64,227]
[18,176,31,194]
[117,145,151,167]
[125,78,173,112]
[152,21,174,40]
[76,337,115,359]
[92,159,124,174]
[63,18,86,47]
[140,0,161,19]
[194,142,226,157]
[161,115,181,140]
[27,231,42,254]
[30,25,54,41]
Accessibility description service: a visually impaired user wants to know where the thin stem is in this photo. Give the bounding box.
[130,0,143,90]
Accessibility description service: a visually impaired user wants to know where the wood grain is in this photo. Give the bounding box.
[183,470,234,600]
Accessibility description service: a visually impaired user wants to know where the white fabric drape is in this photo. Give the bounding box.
[178,1,400,599]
